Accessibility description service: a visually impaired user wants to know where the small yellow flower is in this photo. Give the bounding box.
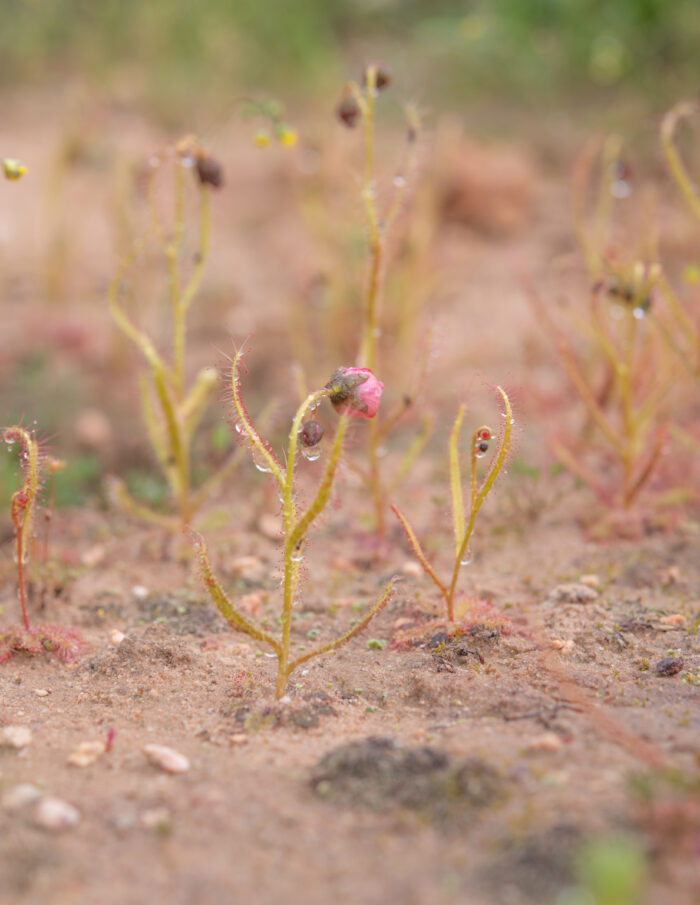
[277,126,298,148]
[3,158,28,181]
[254,130,271,149]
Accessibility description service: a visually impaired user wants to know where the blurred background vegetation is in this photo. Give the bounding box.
[2,0,700,122]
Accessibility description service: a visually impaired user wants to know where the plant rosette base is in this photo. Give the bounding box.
[0,625,83,664]
[391,597,512,650]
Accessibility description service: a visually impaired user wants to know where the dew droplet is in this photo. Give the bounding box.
[301,446,321,462]
[633,306,647,320]
[180,156,196,169]
[460,548,474,567]
[290,551,304,563]
[393,175,406,188]
[475,448,487,459]
[252,451,272,473]
[234,420,244,434]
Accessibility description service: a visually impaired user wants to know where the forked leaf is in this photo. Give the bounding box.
[390,504,449,603]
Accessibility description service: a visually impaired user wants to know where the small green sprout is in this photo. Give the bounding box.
[392,388,513,622]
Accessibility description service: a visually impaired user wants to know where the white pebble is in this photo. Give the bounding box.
[34,796,80,831]
[34,689,50,698]
[401,560,423,578]
[143,744,190,774]
[0,726,33,749]
[132,585,149,600]
[110,629,125,646]
[67,740,107,768]
[2,783,42,811]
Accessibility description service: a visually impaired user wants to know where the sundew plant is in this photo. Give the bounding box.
[392,388,513,623]
[193,349,398,698]
[108,135,235,531]
[0,427,81,663]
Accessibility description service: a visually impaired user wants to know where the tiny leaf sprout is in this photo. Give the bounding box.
[193,352,396,698]
[0,427,82,664]
[391,388,513,623]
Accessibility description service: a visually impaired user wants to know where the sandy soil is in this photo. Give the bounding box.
[1,94,699,905]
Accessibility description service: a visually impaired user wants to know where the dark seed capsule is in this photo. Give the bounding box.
[336,94,361,129]
[196,155,224,189]
[363,62,391,92]
[655,656,683,677]
[300,421,324,448]
[478,441,489,453]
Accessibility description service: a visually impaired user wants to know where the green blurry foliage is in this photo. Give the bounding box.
[1,0,700,112]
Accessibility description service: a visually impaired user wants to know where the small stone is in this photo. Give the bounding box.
[257,514,281,540]
[660,614,686,627]
[229,556,265,583]
[81,544,106,567]
[526,732,564,753]
[547,583,599,605]
[140,806,172,831]
[34,689,50,698]
[401,560,423,578]
[132,585,149,600]
[143,744,190,774]
[34,796,80,831]
[0,726,32,749]
[230,734,248,745]
[579,574,599,589]
[239,593,262,616]
[551,638,575,655]
[110,629,125,646]
[655,656,684,677]
[2,783,42,811]
[68,740,107,768]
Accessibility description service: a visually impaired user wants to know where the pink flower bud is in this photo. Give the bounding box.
[326,367,384,419]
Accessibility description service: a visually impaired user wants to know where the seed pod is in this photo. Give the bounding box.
[363,62,392,92]
[336,92,361,129]
[196,154,224,189]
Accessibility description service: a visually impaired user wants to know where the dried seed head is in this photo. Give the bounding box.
[299,421,324,448]
[336,91,361,129]
[363,62,392,92]
[195,154,224,189]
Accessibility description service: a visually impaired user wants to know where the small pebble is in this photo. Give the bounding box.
[143,744,190,774]
[132,585,149,600]
[34,689,50,698]
[110,629,125,646]
[230,734,248,745]
[229,556,265,583]
[526,732,564,753]
[0,726,33,749]
[551,638,575,655]
[68,740,107,768]
[2,783,42,811]
[34,796,80,831]
[660,614,686,627]
[547,583,599,605]
[579,574,600,589]
[140,806,172,831]
[401,560,423,578]
[655,656,684,677]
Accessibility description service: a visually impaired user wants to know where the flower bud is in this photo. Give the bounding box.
[299,421,324,448]
[363,62,392,92]
[326,367,384,419]
[336,90,361,129]
[195,153,224,189]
